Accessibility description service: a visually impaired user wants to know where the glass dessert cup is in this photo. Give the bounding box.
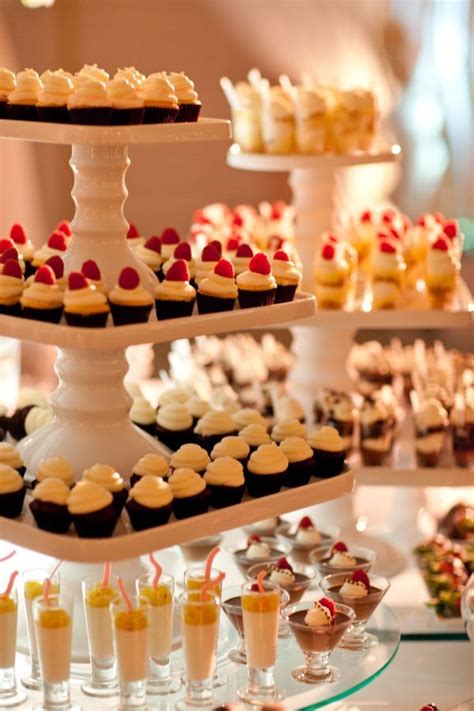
[180,535,223,565]
[283,601,355,684]
[0,586,27,708]
[309,544,377,577]
[81,576,119,697]
[243,517,280,537]
[21,569,60,691]
[136,573,180,695]
[239,580,282,706]
[111,595,150,709]
[321,573,390,650]
[178,590,220,709]
[276,522,340,565]
[227,537,292,576]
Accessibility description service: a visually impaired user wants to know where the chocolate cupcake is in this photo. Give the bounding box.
[134,236,164,280]
[160,227,181,260]
[29,478,72,533]
[194,244,220,287]
[34,456,74,489]
[37,70,73,123]
[20,265,64,323]
[451,397,474,467]
[0,442,26,477]
[325,393,356,454]
[170,443,210,476]
[194,409,237,453]
[307,426,345,477]
[107,77,144,125]
[126,475,173,530]
[168,467,210,519]
[64,272,110,327]
[236,253,277,309]
[414,398,449,468]
[203,456,245,508]
[10,224,35,278]
[0,68,16,118]
[155,403,194,451]
[130,453,169,488]
[0,464,26,518]
[81,260,108,295]
[143,73,179,124]
[162,242,196,286]
[271,249,302,303]
[279,437,315,487]
[246,443,288,497]
[0,258,24,316]
[186,396,210,428]
[271,417,307,444]
[239,424,271,454]
[109,267,153,326]
[168,72,201,122]
[275,395,306,424]
[211,436,250,473]
[82,463,128,515]
[7,69,41,121]
[68,481,119,538]
[68,77,111,125]
[154,259,196,320]
[130,396,156,436]
[197,258,237,314]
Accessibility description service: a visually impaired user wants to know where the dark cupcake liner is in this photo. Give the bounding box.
[110,302,152,326]
[196,292,235,315]
[29,500,71,533]
[0,302,22,317]
[132,421,157,437]
[155,297,195,321]
[64,310,109,328]
[360,446,390,466]
[312,449,345,477]
[126,499,172,530]
[360,421,391,439]
[0,100,7,118]
[175,103,201,123]
[21,306,63,324]
[282,458,314,488]
[69,107,112,125]
[275,283,298,304]
[112,489,129,515]
[0,427,5,442]
[195,431,237,454]
[207,482,245,509]
[143,105,179,124]
[16,466,26,478]
[8,405,34,441]
[173,488,210,519]
[6,103,37,121]
[0,487,26,518]
[71,502,119,538]
[416,451,440,468]
[23,261,36,279]
[452,425,474,451]
[155,424,194,451]
[37,105,70,124]
[238,288,277,310]
[245,470,284,498]
[109,107,144,125]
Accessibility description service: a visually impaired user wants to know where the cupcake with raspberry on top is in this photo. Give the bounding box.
[32,231,68,271]
[126,223,144,250]
[44,255,66,290]
[0,247,24,275]
[56,220,73,243]
[81,259,108,295]
[162,241,196,285]
[0,259,24,316]
[64,271,110,328]
[10,224,35,278]
[154,259,196,320]
[109,267,153,325]
[271,249,302,303]
[20,264,64,323]
[135,236,163,280]
[237,252,277,308]
[160,227,180,260]
[195,243,220,286]
[197,258,237,314]
[225,234,243,261]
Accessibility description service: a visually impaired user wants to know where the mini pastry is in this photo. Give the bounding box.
[160,227,181,260]
[168,71,201,122]
[126,223,145,250]
[239,423,271,453]
[34,456,74,488]
[32,231,68,270]
[328,542,358,568]
[68,77,111,125]
[307,426,345,477]
[130,396,156,436]
[154,259,196,320]
[107,77,144,125]
[294,86,328,154]
[109,267,153,325]
[210,435,250,471]
[0,67,15,117]
[315,242,350,309]
[271,249,301,303]
[9,224,35,277]
[232,243,254,276]
[29,478,72,533]
[20,265,64,323]
[37,70,73,123]
[371,240,406,309]
[236,252,277,308]
[246,442,288,497]
[295,516,324,546]
[156,402,194,451]
[67,480,119,538]
[168,467,210,518]
[170,443,210,475]
[261,89,295,154]
[143,73,179,124]
[325,392,356,453]
[0,442,25,477]
[125,475,173,530]
[194,409,237,453]
[279,436,315,487]
[186,396,210,427]
[197,258,237,314]
[162,242,196,284]
[130,453,169,487]
[7,68,42,121]
[0,464,26,518]
[425,237,460,308]
[414,397,449,467]
[233,408,267,431]
[359,397,392,465]
[195,244,220,286]
[0,259,23,316]
[135,236,163,280]
[271,417,307,443]
[64,271,110,327]
[81,260,108,294]
[203,456,245,508]
[24,405,53,437]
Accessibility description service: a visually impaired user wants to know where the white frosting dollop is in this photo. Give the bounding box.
[194,409,235,437]
[211,436,250,461]
[329,550,357,567]
[129,475,173,508]
[156,403,193,432]
[133,453,168,479]
[0,464,23,494]
[269,566,295,585]
[32,477,70,506]
[279,436,313,463]
[245,541,272,559]
[170,443,210,472]
[304,601,333,626]
[239,424,271,447]
[340,579,368,597]
[0,443,23,470]
[233,408,267,431]
[82,464,125,493]
[67,480,113,515]
[247,442,288,476]
[272,418,307,443]
[36,457,74,485]
[130,397,155,426]
[204,456,244,487]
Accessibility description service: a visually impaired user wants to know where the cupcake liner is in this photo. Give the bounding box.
[172,489,211,519]
[69,107,112,125]
[64,311,109,328]
[23,261,36,279]
[416,451,441,468]
[0,302,22,317]
[282,458,314,488]
[175,103,201,123]
[110,302,152,326]
[238,288,277,309]
[155,297,195,321]
[143,105,179,124]
[312,449,345,477]
[155,424,195,451]
[109,107,144,126]
[71,502,119,538]
[0,100,7,118]
[132,421,157,437]
[126,499,173,530]
[275,284,298,304]
[29,500,72,533]
[112,489,129,515]
[21,306,64,324]
[0,487,26,518]
[207,482,245,509]
[37,105,70,124]
[195,432,237,454]
[196,292,235,314]
[6,103,37,121]
[245,470,284,498]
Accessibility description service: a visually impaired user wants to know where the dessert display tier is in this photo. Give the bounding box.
[356,466,473,488]
[0,117,231,145]
[0,469,353,562]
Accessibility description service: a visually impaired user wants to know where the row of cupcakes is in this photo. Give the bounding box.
[0,66,200,125]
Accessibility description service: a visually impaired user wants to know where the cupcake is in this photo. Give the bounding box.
[154,260,196,320]
[425,237,460,308]
[64,272,110,327]
[107,77,144,125]
[0,67,15,118]
[7,69,42,121]
[68,480,119,538]
[143,73,179,124]
[239,424,271,454]
[279,436,315,487]
[0,443,25,477]
[170,443,210,475]
[130,453,169,488]
[125,475,173,530]
[203,456,245,508]
[44,256,66,291]
[82,463,128,514]
[237,253,277,308]
[109,267,153,325]
[224,235,242,261]
[326,394,356,454]
[271,249,302,303]
[0,259,24,316]
[130,396,156,436]
[34,456,74,488]
[126,223,145,250]
[168,72,201,122]
[414,398,449,467]
[194,409,237,453]
[168,467,210,519]
[359,397,392,466]
[37,70,73,123]
[155,402,194,451]
[113,67,145,90]
[9,224,35,278]
[0,464,26,518]
[194,244,220,286]
[210,436,250,472]
[246,443,288,497]
[24,406,53,438]
[134,237,163,280]
[0,247,24,276]
[29,478,72,533]
[20,265,64,323]
[56,219,73,242]
[157,387,190,407]
[186,396,210,427]
[451,395,474,468]
[81,260,108,294]
[233,408,267,432]
[308,426,345,477]
[8,401,47,442]
[68,78,111,124]
[75,64,110,85]
[160,228,181,260]
[162,242,196,285]
[232,243,254,277]
[197,258,237,314]
[32,231,68,271]
[271,417,307,444]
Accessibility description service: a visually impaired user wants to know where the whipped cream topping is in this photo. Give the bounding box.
[32,243,67,266]
[76,64,109,84]
[109,281,153,306]
[0,443,23,470]
[134,243,163,271]
[296,525,321,546]
[232,408,267,431]
[269,566,295,585]
[194,409,235,437]
[204,456,244,487]
[415,398,448,430]
[21,281,63,309]
[279,436,313,463]
[67,480,113,515]
[305,601,333,626]
[0,273,23,305]
[170,443,210,472]
[133,453,169,479]
[32,477,70,506]
[198,271,238,298]
[158,388,190,407]
[276,396,305,422]
[0,68,15,98]
[168,467,206,498]
[82,463,125,493]
[107,77,143,109]
[360,398,389,426]
[64,284,108,315]
[36,457,73,485]
[272,418,307,443]
[195,258,218,284]
[211,435,250,461]
[157,403,193,432]
[308,425,344,452]
[245,541,271,559]
[340,579,368,597]
[329,550,357,567]
[68,78,111,109]
[271,258,301,285]
[0,464,23,494]
[129,475,173,508]
[38,71,73,106]
[236,268,276,291]
[144,74,178,106]
[114,67,145,89]
[8,68,42,104]
[167,72,199,103]
[239,423,271,447]
[186,396,210,419]
[248,442,288,475]
[130,396,155,426]
[24,406,53,435]
[155,279,196,302]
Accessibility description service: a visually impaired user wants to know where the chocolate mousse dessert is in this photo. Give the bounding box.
[310,540,376,575]
[359,396,393,465]
[326,569,381,621]
[287,597,353,653]
[229,534,291,574]
[277,515,338,564]
[247,556,315,604]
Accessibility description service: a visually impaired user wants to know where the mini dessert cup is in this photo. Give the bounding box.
[228,537,292,576]
[82,577,119,697]
[111,595,150,709]
[309,544,377,577]
[0,585,27,708]
[284,601,355,683]
[321,572,390,650]
[277,521,339,565]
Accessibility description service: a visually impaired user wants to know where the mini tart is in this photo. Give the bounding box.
[271,250,302,303]
[67,480,119,538]
[308,426,345,477]
[156,402,194,451]
[155,259,196,320]
[194,409,237,453]
[20,265,64,323]
[279,436,315,487]
[203,456,245,509]
[0,442,26,477]
[170,443,210,475]
[167,72,201,123]
[82,463,128,514]
[64,272,109,327]
[7,68,42,121]
[131,453,169,487]
[109,267,153,326]
[126,475,173,530]
[168,467,210,519]
[0,464,26,518]
[143,74,179,124]
[246,443,288,497]
[34,456,74,487]
[29,478,71,533]
[130,396,156,436]
[236,253,277,309]
[196,258,237,314]
[0,259,24,316]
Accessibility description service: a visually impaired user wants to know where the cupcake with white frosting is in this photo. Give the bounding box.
[21,264,64,323]
[130,396,156,436]
[308,426,345,477]
[75,64,109,85]
[29,478,71,533]
[246,442,288,497]
[81,260,108,295]
[425,236,460,308]
[64,271,109,328]
[279,436,315,487]
[154,259,196,320]
[68,77,111,125]
[271,417,307,444]
[271,249,302,303]
[194,244,220,286]
[0,443,25,477]
[83,463,128,513]
[210,435,250,471]
[7,68,42,121]
[107,77,144,125]
[162,242,196,284]
[126,475,173,530]
[130,453,169,487]
[233,408,267,432]
[237,252,277,308]
[0,258,24,316]
[194,409,237,453]
[168,467,210,519]
[197,258,238,314]
[109,267,153,325]
[37,70,73,123]
[155,402,194,451]
[167,71,201,122]
[9,223,35,278]
[239,423,271,453]
[34,456,74,488]
[0,464,26,518]
[186,396,210,427]
[0,67,16,117]
[170,443,210,475]
[135,236,163,280]
[203,456,245,508]
[232,243,254,276]
[68,480,119,538]
[143,73,179,124]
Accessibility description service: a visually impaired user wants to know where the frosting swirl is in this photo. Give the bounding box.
[247,442,288,475]
[271,418,307,443]
[279,436,313,463]
[186,396,210,419]
[0,464,23,494]
[204,456,244,487]
[170,443,210,472]
[38,71,73,106]
[109,282,153,307]
[64,285,109,315]
[211,436,250,461]
[144,75,178,106]
[107,78,143,109]
[67,481,113,515]
[76,64,109,84]
[307,426,343,452]
[130,397,155,426]
[157,403,193,432]
[0,443,23,470]
[24,406,53,435]
[239,424,271,447]
[158,388,190,407]
[155,279,196,302]
[32,478,70,506]
[0,68,15,98]
[82,463,125,493]
[36,457,74,485]
[198,272,238,298]
[0,273,23,305]
[9,69,42,104]
[194,410,235,437]
[129,475,173,508]
[168,467,206,498]
[232,408,267,431]
[133,453,169,479]
[68,78,110,109]
[236,269,276,291]
[167,72,199,104]
[20,281,63,309]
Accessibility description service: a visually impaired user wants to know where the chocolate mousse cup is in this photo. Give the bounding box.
[247,563,315,605]
[309,544,377,577]
[415,425,447,467]
[452,424,474,468]
[227,537,292,576]
[360,420,393,466]
[276,523,339,565]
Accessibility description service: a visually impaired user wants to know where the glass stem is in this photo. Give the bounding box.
[91,657,117,687]
[187,678,214,705]
[248,666,276,696]
[149,657,170,685]
[347,620,367,640]
[43,681,71,709]
[0,668,16,695]
[119,679,147,707]
[304,651,330,677]
[30,656,41,682]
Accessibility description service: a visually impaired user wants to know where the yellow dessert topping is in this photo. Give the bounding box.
[39,608,71,629]
[140,584,172,607]
[24,581,59,600]
[242,590,280,613]
[186,576,221,596]
[182,593,217,626]
[0,595,17,613]
[86,584,118,608]
[114,609,148,632]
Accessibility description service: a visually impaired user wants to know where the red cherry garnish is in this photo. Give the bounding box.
[57,220,72,237]
[381,208,396,224]
[166,259,189,282]
[47,231,67,251]
[144,236,162,254]
[232,213,243,227]
[10,224,27,244]
[226,236,241,251]
[201,244,220,262]
[2,259,22,279]
[174,242,192,260]
[351,569,370,590]
[433,237,449,251]
[249,253,271,275]
[161,227,180,245]
[360,210,372,223]
[34,265,56,286]
[118,267,140,290]
[250,583,260,592]
[0,238,14,254]
[208,240,222,257]
[1,248,19,263]
[214,258,235,279]
[420,705,440,711]
[332,541,348,553]
[433,212,445,224]
[299,516,313,529]
[380,240,396,254]
[68,271,88,290]
[45,255,64,279]
[443,219,459,239]
[271,201,285,220]
[192,209,211,225]
[247,534,261,545]
[321,244,335,260]
[268,235,285,250]
[127,223,139,239]
[82,260,101,281]
[273,249,289,262]
[276,557,293,572]
[236,243,253,258]
[318,597,336,618]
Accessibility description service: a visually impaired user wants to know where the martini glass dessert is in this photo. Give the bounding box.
[321,569,390,650]
[227,535,291,576]
[309,540,376,577]
[276,515,339,565]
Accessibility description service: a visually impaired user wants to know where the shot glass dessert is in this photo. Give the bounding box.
[111,595,150,709]
[276,515,339,565]
[82,576,119,697]
[309,541,377,577]
[227,535,291,576]
[0,583,27,708]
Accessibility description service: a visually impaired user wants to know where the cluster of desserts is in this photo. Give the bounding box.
[221,69,378,155]
[0,65,201,125]
[0,388,53,443]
